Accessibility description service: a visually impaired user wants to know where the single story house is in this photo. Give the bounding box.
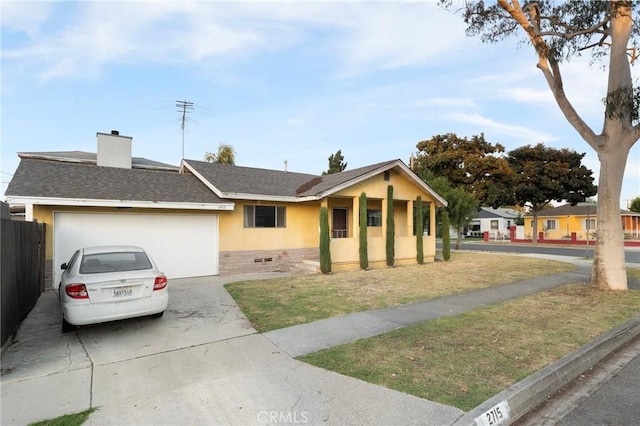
[524,203,640,240]
[5,131,447,288]
[467,207,521,239]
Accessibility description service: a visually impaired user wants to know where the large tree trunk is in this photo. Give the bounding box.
[590,135,629,290]
[531,210,538,245]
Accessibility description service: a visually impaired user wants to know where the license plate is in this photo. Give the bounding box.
[113,286,133,297]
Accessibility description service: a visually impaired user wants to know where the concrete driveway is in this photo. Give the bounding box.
[1,274,462,426]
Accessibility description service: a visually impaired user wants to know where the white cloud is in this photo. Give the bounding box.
[448,112,559,144]
[0,1,53,37]
[2,2,473,83]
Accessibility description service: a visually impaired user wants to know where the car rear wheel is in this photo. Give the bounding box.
[151,311,164,319]
[61,316,76,333]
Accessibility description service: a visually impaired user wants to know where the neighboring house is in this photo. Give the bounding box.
[467,207,521,239]
[523,203,640,240]
[5,131,447,288]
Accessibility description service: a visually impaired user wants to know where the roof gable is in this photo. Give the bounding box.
[182,158,447,206]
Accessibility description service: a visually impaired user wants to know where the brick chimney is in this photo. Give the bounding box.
[96,130,132,169]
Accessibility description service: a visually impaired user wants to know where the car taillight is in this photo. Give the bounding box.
[66,284,88,299]
[154,275,168,291]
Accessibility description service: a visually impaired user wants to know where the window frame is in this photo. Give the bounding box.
[244,205,286,228]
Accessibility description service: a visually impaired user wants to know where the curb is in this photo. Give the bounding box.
[451,316,640,426]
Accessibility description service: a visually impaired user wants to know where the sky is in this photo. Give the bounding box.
[2,1,639,208]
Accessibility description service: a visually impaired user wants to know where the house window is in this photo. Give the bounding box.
[383,171,390,181]
[584,218,596,230]
[545,219,557,230]
[490,220,499,230]
[367,209,382,227]
[244,205,286,228]
[332,208,348,238]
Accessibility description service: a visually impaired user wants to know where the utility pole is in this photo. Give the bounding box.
[176,100,194,160]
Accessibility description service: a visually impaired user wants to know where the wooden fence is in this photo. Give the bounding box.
[1,218,46,349]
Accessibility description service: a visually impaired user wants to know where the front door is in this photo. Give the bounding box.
[332,208,348,238]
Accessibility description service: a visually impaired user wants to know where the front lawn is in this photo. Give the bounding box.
[299,283,640,411]
[225,252,576,332]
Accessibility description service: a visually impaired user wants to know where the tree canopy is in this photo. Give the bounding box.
[204,144,236,165]
[323,149,347,175]
[508,143,597,243]
[442,0,640,290]
[413,133,514,208]
[629,196,640,213]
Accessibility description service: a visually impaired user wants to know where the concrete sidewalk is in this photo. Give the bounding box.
[264,260,591,357]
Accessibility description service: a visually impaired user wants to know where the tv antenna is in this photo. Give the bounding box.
[176,100,194,160]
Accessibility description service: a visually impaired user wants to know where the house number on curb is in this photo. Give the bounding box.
[474,400,511,426]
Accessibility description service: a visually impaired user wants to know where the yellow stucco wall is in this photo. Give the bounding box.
[218,201,321,251]
[524,215,596,240]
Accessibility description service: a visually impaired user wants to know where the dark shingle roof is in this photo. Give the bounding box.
[6,158,225,204]
[184,160,319,197]
[184,159,400,198]
[475,207,520,219]
[19,151,178,170]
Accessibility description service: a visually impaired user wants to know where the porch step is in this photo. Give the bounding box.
[294,259,321,274]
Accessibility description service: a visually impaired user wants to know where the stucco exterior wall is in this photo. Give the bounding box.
[218,201,321,251]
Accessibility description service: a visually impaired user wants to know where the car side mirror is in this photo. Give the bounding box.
[61,263,68,270]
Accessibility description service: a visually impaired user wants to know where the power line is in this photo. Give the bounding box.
[176,100,194,160]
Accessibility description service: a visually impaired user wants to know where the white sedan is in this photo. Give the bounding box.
[57,246,169,332]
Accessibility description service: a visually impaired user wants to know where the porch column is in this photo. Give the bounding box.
[352,196,359,240]
[407,200,414,236]
[430,202,436,237]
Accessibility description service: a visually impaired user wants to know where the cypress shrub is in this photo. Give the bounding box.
[319,206,331,273]
[442,209,451,261]
[416,196,424,264]
[386,185,395,266]
[359,192,369,269]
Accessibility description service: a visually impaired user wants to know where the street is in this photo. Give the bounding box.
[517,336,640,425]
[445,241,640,264]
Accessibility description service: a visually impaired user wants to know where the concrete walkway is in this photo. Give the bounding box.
[1,255,636,425]
[264,260,590,357]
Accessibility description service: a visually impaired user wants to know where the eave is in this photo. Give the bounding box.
[4,196,235,211]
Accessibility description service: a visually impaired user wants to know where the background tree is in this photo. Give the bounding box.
[447,186,480,250]
[323,149,347,175]
[413,133,514,207]
[629,197,640,213]
[386,185,395,266]
[417,169,479,249]
[445,1,639,290]
[204,143,236,165]
[415,196,424,264]
[508,144,597,245]
[359,192,368,269]
[319,207,331,274]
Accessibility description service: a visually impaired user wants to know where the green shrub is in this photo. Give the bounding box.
[319,206,331,273]
[416,196,424,264]
[442,209,451,261]
[386,185,395,266]
[359,192,369,269]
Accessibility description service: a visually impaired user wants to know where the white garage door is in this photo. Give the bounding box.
[54,212,218,286]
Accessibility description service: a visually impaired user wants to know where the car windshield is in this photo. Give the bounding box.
[80,251,153,274]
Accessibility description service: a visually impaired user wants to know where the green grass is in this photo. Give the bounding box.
[299,284,640,411]
[29,409,96,426]
[225,252,576,332]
